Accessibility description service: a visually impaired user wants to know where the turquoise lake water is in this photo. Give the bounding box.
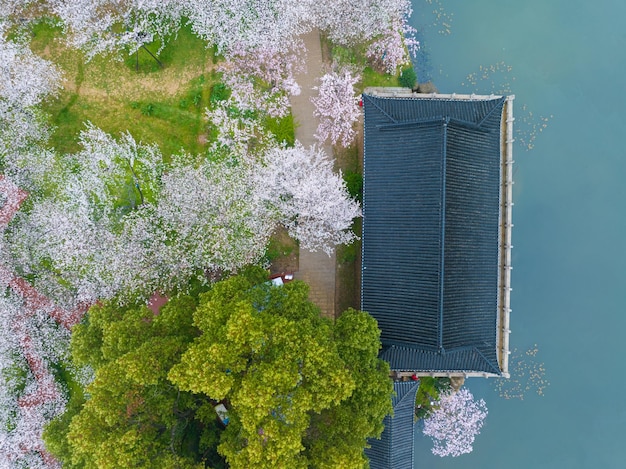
[409,1,626,467]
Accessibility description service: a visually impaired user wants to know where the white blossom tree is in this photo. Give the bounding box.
[0,34,61,184]
[5,126,164,306]
[152,158,275,276]
[422,388,488,457]
[313,0,412,46]
[184,0,312,56]
[217,40,305,118]
[366,16,419,74]
[49,0,184,59]
[0,176,80,469]
[0,36,61,108]
[257,142,361,254]
[205,100,273,155]
[311,65,361,148]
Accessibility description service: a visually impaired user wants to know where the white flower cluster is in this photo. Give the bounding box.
[311,65,362,148]
[0,34,60,173]
[257,142,361,253]
[218,40,306,118]
[0,290,69,468]
[422,387,488,457]
[185,0,312,56]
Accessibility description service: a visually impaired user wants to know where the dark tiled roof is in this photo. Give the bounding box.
[366,380,419,469]
[361,93,505,375]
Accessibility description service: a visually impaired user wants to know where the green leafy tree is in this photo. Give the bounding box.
[45,270,393,468]
[169,271,393,468]
[304,308,393,468]
[43,295,219,468]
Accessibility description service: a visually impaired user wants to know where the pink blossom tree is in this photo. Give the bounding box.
[366,16,419,74]
[311,66,361,148]
[217,40,305,118]
[422,388,488,457]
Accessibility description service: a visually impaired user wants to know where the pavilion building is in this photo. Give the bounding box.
[362,87,515,469]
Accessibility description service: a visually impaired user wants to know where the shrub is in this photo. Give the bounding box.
[398,66,417,89]
[343,170,363,203]
[210,83,230,104]
[141,103,155,116]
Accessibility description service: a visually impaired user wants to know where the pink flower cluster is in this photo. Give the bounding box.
[218,41,306,118]
[366,16,419,74]
[311,66,361,148]
[422,387,488,457]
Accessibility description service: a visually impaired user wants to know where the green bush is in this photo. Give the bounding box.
[264,114,296,146]
[210,83,230,104]
[344,170,363,203]
[141,103,155,116]
[414,377,451,420]
[398,66,417,89]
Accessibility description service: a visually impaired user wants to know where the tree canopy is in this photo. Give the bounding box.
[44,269,393,468]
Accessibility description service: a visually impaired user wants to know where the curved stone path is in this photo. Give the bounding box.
[289,30,336,319]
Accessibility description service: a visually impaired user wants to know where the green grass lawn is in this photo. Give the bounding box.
[29,21,218,158]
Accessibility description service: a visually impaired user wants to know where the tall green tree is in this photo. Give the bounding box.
[43,294,220,468]
[169,272,393,468]
[45,269,393,468]
[304,308,393,468]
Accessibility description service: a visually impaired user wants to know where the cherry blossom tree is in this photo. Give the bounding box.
[184,0,312,56]
[49,0,184,59]
[5,126,164,306]
[151,158,274,277]
[311,65,361,148]
[366,16,419,74]
[217,40,305,118]
[0,35,61,108]
[0,175,86,469]
[313,0,412,46]
[422,388,488,457]
[0,34,61,179]
[205,100,273,155]
[6,127,267,304]
[257,142,361,254]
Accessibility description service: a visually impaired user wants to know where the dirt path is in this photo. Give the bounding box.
[289,30,336,320]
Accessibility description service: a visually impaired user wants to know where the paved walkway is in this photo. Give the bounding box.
[289,30,336,319]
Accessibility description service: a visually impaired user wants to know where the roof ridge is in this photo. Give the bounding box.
[393,380,420,408]
[477,96,507,128]
[472,346,502,375]
[437,117,449,351]
[362,93,398,124]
